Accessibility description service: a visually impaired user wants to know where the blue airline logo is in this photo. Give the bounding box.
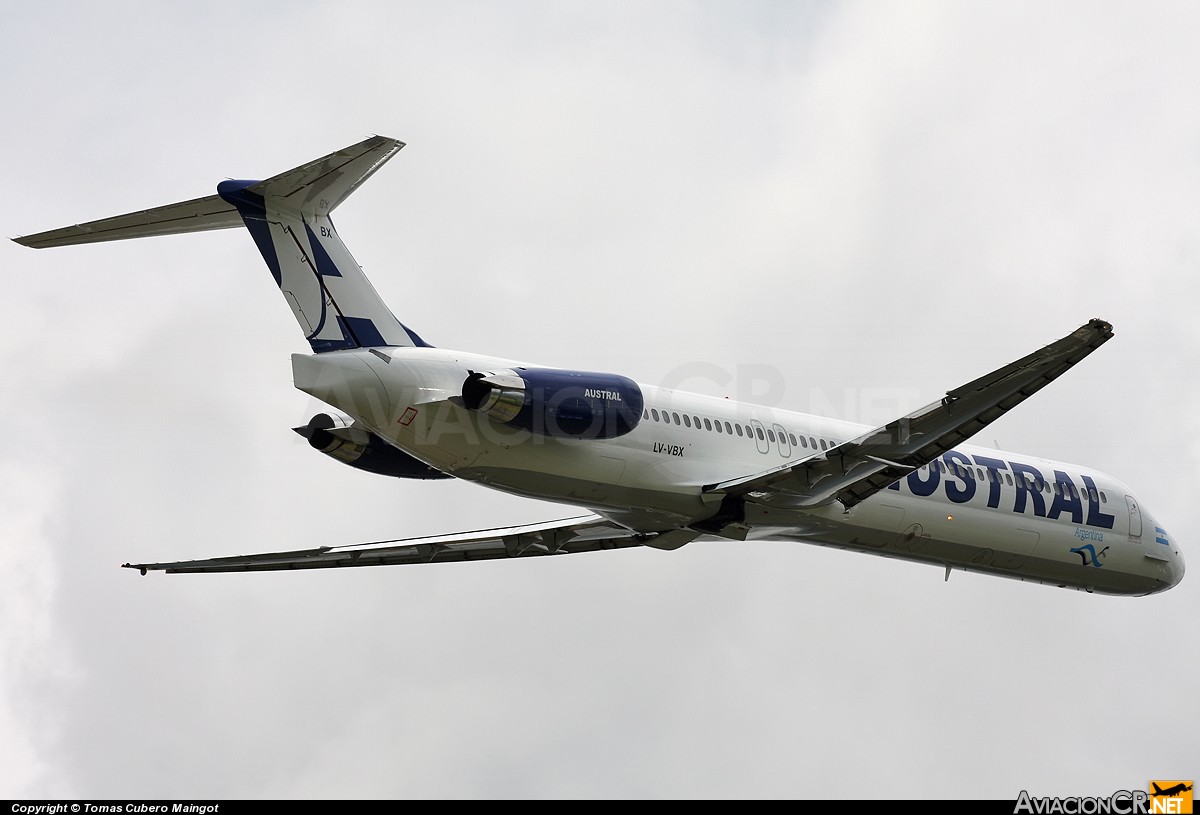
[886,451,1116,529]
[1070,543,1109,567]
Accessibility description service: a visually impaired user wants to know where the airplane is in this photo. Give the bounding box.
[1151,783,1193,798]
[13,135,1185,596]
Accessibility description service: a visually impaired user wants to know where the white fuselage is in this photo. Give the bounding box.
[292,347,1184,596]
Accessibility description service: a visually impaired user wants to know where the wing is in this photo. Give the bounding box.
[705,318,1113,510]
[122,514,673,575]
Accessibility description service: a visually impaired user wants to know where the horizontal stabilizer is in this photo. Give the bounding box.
[228,135,403,215]
[13,136,403,249]
[13,194,242,248]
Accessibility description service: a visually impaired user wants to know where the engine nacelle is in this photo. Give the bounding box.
[294,413,451,479]
[461,368,643,439]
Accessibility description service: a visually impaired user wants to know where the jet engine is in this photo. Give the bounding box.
[294,412,451,479]
[461,368,643,439]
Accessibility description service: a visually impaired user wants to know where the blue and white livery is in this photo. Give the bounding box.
[14,136,1185,596]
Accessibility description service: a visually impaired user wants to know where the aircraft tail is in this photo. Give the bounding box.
[14,136,430,352]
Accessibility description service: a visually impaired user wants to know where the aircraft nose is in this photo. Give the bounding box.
[1148,519,1184,593]
[1167,544,1185,590]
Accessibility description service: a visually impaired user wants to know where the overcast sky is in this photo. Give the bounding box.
[2,0,1197,800]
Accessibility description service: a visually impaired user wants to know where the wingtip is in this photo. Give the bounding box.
[1073,318,1113,345]
[367,133,405,148]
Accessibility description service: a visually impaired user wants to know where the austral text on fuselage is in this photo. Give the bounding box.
[886,451,1117,529]
[585,388,623,401]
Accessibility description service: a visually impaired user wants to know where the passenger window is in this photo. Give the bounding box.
[724,422,732,434]
[736,425,743,437]
[756,427,765,441]
[1005,473,1013,485]
[767,429,776,442]
[704,418,712,431]
[799,436,808,448]
[789,433,798,447]
[819,439,827,450]
[683,415,691,428]
[672,412,681,425]
[651,409,659,422]
[1100,491,1107,503]
[643,409,649,420]
[715,421,722,433]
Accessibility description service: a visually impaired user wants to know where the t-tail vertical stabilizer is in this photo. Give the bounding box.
[13,136,430,353]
